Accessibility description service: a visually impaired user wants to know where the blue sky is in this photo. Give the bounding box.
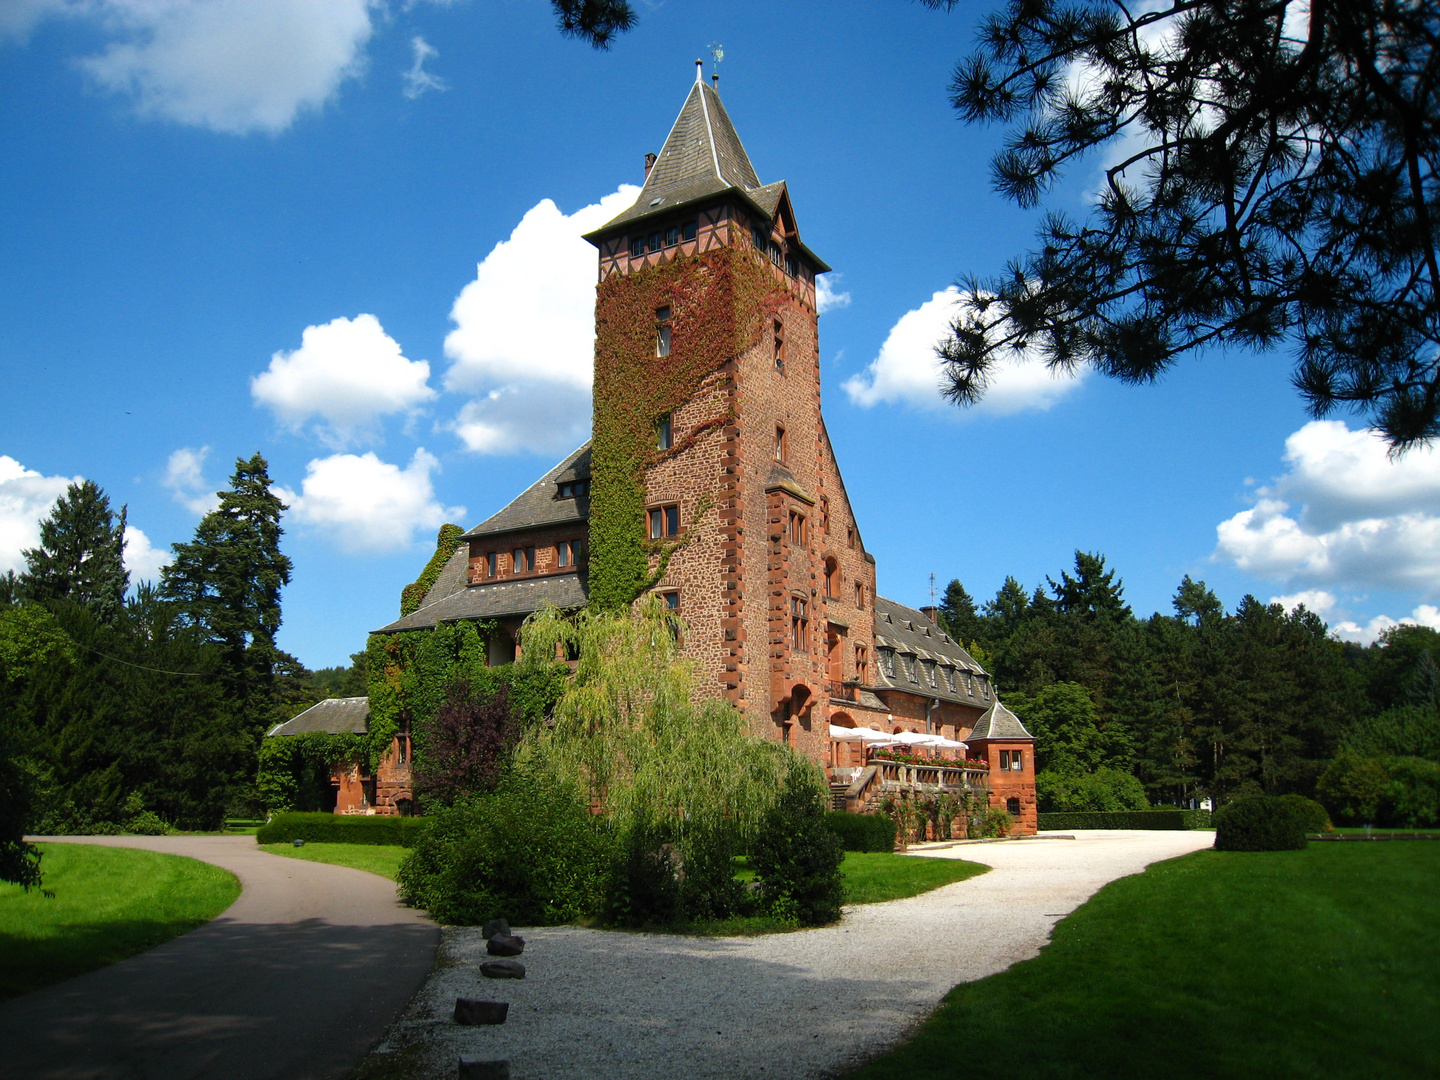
[3,0,1437,669]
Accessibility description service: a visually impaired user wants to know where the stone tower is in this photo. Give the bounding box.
[583,64,879,758]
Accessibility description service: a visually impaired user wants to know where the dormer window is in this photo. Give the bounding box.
[878,647,895,678]
[657,414,672,450]
[656,305,672,357]
[558,478,590,499]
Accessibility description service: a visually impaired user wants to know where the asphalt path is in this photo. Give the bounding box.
[0,835,438,1080]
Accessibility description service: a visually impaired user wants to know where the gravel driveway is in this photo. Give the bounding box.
[367,829,1214,1079]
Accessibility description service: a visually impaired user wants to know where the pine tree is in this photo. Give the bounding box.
[161,454,293,727]
[19,480,129,623]
[937,578,985,648]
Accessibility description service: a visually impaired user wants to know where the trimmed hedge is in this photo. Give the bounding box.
[1037,810,1213,831]
[1213,795,1308,851]
[255,812,429,847]
[825,811,897,852]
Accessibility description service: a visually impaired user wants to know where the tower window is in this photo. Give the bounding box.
[786,254,799,278]
[773,318,785,370]
[824,557,838,598]
[657,414,672,450]
[791,596,809,653]
[854,581,864,609]
[846,526,855,549]
[855,644,868,683]
[648,504,679,539]
[630,236,646,258]
[656,305,672,357]
[775,426,786,463]
[789,511,806,545]
[682,220,697,241]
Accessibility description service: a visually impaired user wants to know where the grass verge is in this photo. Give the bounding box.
[847,842,1440,1080]
[259,842,408,880]
[0,843,240,1001]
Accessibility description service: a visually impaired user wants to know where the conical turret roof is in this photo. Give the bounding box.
[968,700,1035,741]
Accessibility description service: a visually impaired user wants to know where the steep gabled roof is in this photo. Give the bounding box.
[462,443,591,540]
[871,595,993,709]
[968,700,1035,742]
[585,73,830,271]
[267,697,369,738]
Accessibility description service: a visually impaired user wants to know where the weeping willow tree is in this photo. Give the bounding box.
[516,598,824,849]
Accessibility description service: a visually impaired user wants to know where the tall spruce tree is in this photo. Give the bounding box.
[161,454,293,728]
[19,480,129,623]
[937,578,985,649]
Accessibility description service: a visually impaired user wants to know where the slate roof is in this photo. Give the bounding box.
[584,73,830,271]
[267,697,369,738]
[870,596,994,709]
[967,700,1035,742]
[463,443,591,539]
[373,571,588,634]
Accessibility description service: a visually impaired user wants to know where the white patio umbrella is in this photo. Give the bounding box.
[828,724,897,744]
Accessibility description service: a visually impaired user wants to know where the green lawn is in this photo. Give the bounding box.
[848,843,1440,1080]
[0,843,240,1001]
[258,842,408,880]
[841,852,988,904]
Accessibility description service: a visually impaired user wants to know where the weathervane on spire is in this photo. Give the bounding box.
[709,41,724,79]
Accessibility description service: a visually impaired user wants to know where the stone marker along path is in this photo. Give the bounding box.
[366,829,1215,1080]
[0,835,438,1080]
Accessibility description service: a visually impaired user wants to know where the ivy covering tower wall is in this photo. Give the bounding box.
[400,524,465,616]
[588,244,785,610]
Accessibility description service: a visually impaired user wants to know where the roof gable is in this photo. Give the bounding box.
[462,442,591,539]
[968,701,1035,742]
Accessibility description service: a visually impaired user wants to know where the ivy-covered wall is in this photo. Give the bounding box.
[588,244,784,610]
[400,523,464,616]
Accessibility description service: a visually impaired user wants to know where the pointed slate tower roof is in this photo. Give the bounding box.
[586,63,829,270]
[967,701,1035,742]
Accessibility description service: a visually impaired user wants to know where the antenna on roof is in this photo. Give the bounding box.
[930,572,937,610]
[709,41,724,88]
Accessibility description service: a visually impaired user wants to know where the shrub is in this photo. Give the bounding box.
[1318,752,1440,827]
[1036,810,1212,830]
[1036,767,1149,813]
[255,812,428,846]
[1275,794,1331,834]
[972,807,1015,838]
[415,678,518,809]
[604,821,748,927]
[1213,795,1308,851]
[396,774,612,925]
[825,810,896,852]
[751,775,845,926]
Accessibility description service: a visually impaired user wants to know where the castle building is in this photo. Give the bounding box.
[372,65,1036,833]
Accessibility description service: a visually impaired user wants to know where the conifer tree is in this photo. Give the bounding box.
[19,480,129,623]
[937,578,985,648]
[162,454,293,727]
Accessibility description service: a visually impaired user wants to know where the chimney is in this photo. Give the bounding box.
[921,605,941,626]
[644,152,657,180]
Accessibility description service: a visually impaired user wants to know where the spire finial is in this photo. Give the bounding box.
[695,58,703,83]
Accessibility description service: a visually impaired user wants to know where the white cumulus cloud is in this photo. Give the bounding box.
[842,286,1087,415]
[0,455,77,574]
[1214,420,1440,594]
[443,185,640,455]
[816,273,851,314]
[164,445,220,515]
[9,0,375,135]
[123,524,168,583]
[252,314,436,448]
[276,448,464,553]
